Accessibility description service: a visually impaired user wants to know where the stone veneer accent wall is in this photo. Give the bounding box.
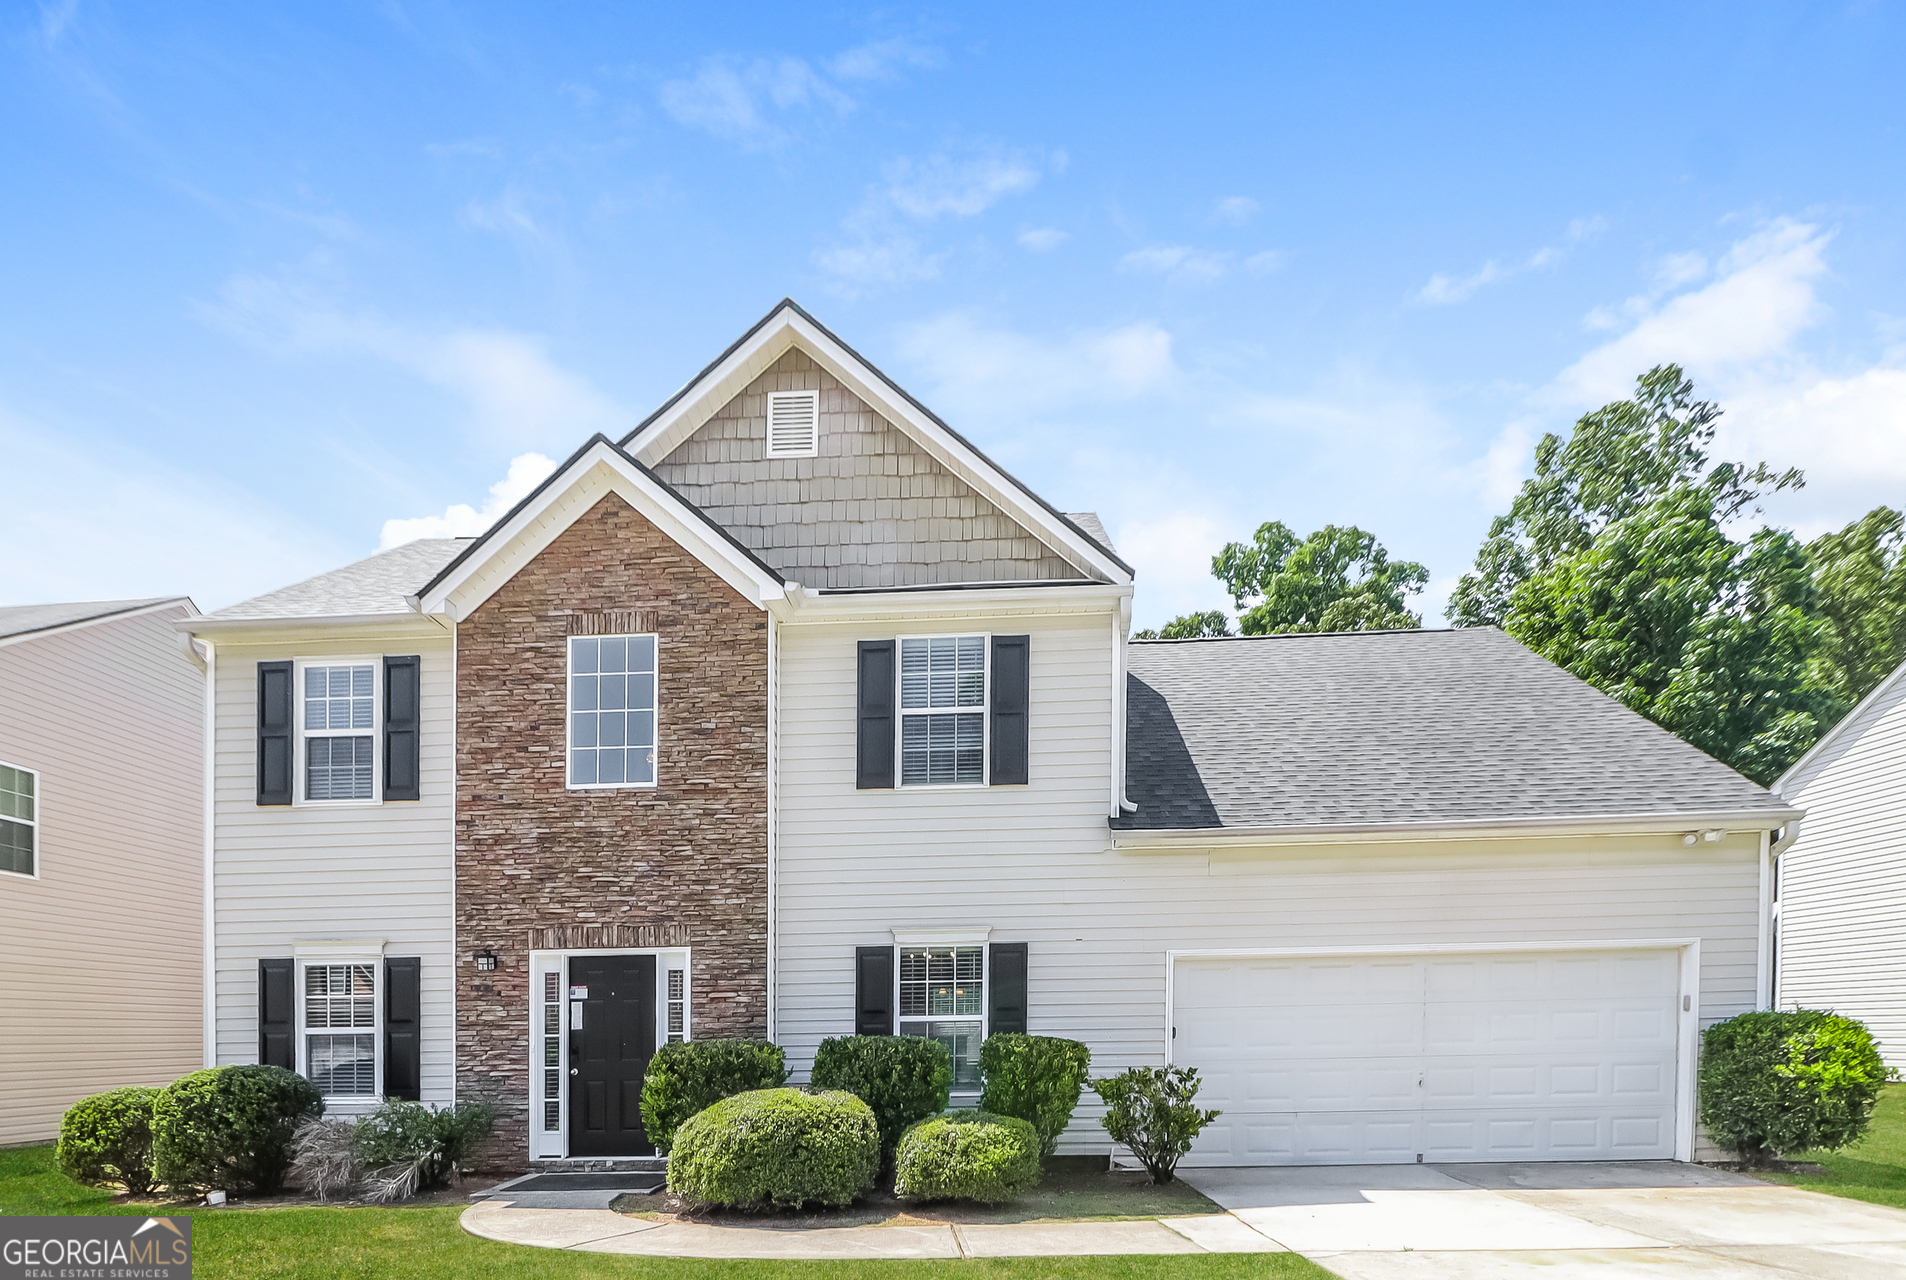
[454,493,769,1168]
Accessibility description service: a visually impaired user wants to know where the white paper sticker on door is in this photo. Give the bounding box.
[570,986,588,999]
[570,1003,583,1029]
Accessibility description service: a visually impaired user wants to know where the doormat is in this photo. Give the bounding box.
[502,1172,665,1193]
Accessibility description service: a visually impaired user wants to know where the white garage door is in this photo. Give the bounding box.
[1174,948,1681,1166]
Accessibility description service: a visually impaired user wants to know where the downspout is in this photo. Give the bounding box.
[765,608,778,1043]
[1112,598,1137,816]
[1756,828,1775,1011]
[190,636,216,1068]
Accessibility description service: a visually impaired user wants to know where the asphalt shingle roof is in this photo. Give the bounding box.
[0,598,180,640]
[1115,627,1787,831]
[208,540,473,620]
[1064,512,1115,557]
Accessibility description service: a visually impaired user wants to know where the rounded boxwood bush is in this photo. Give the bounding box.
[809,1035,950,1152]
[894,1110,1041,1204]
[640,1039,789,1154]
[979,1034,1092,1157]
[1699,1009,1889,1165]
[666,1088,879,1211]
[153,1065,323,1193]
[57,1087,161,1195]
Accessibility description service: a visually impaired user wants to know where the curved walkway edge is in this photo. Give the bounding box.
[460,1199,1288,1260]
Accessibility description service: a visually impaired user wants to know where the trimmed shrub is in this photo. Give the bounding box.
[1091,1065,1220,1185]
[810,1035,951,1152]
[57,1087,161,1195]
[979,1034,1092,1157]
[894,1110,1041,1204]
[1699,1009,1889,1165]
[640,1039,789,1154]
[152,1065,323,1193]
[666,1088,879,1211]
[358,1100,496,1201]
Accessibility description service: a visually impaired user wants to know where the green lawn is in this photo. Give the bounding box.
[1754,1082,1906,1210]
[0,1145,1334,1280]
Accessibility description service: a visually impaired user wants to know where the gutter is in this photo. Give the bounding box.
[1110,807,1807,850]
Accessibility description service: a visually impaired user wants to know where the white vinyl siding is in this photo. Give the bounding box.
[770,609,1765,1158]
[0,604,204,1145]
[210,630,454,1109]
[1777,670,1906,1069]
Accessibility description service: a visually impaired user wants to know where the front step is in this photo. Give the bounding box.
[528,1156,667,1173]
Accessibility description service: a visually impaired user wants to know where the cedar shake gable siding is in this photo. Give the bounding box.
[454,493,769,1168]
[651,347,1090,589]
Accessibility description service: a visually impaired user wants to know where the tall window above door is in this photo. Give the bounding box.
[301,663,376,802]
[568,634,658,788]
[899,636,986,786]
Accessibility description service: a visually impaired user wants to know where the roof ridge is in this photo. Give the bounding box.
[1132,626,1479,643]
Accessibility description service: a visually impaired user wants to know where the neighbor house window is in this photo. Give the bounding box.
[0,762,37,877]
[301,963,376,1097]
[899,636,986,786]
[568,634,658,787]
[898,945,984,1090]
[301,663,377,802]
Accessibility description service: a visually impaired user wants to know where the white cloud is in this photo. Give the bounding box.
[1244,250,1285,276]
[196,273,633,446]
[1417,260,1510,305]
[657,56,851,147]
[881,149,1040,219]
[1117,511,1234,627]
[1017,226,1069,252]
[812,234,943,286]
[898,312,1179,412]
[828,37,940,82]
[1210,196,1260,226]
[1415,216,1607,306]
[380,451,558,549]
[1119,244,1234,284]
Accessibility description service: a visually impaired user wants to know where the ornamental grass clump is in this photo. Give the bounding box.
[893,1110,1041,1204]
[639,1039,789,1154]
[978,1033,1092,1157]
[57,1087,161,1195]
[666,1088,879,1211]
[809,1035,951,1153]
[1698,1009,1888,1166]
[152,1065,323,1194]
[1091,1065,1220,1185]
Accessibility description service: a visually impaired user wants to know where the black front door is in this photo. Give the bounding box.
[568,954,657,1156]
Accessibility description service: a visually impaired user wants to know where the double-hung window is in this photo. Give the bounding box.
[568,634,658,788]
[0,761,37,877]
[300,663,377,802]
[301,963,377,1098]
[898,945,985,1090]
[899,636,987,786]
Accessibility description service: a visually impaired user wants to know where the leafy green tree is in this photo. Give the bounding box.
[1214,522,1427,634]
[1451,365,1836,784]
[1807,507,1906,704]
[1133,610,1231,641]
[1448,365,1801,628]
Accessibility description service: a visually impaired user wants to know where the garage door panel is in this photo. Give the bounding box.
[1173,948,1681,1165]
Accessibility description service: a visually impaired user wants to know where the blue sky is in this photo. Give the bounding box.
[4,2,1904,627]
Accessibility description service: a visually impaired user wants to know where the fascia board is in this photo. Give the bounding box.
[771,582,1131,625]
[1111,808,1806,850]
[626,307,1131,586]
[1774,655,1906,796]
[0,597,197,650]
[420,447,787,619]
[180,614,450,644]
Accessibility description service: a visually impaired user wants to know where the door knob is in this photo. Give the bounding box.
[570,1067,579,1076]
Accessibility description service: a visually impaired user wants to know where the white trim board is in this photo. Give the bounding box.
[1163,938,1703,1164]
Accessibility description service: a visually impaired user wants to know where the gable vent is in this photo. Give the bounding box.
[766,390,820,458]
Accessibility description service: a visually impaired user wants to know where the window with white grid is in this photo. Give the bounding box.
[897,946,985,1090]
[899,636,987,786]
[300,663,377,802]
[302,963,376,1097]
[568,635,658,788]
[0,761,37,878]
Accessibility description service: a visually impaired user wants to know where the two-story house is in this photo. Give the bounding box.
[188,300,1800,1170]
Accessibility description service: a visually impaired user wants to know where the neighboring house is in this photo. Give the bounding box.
[0,597,205,1145]
[187,300,1800,1169]
[1773,658,1906,1068]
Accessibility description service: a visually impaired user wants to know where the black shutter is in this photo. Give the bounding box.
[259,958,295,1069]
[989,942,1028,1035]
[854,945,895,1036]
[989,635,1030,785]
[257,661,293,806]
[383,656,421,802]
[385,957,421,1101]
[855,640,896,789]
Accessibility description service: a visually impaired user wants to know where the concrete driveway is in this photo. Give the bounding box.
[1179,1161,1906,1278]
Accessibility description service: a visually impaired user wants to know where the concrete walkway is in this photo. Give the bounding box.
[461,1161,1906,1272]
